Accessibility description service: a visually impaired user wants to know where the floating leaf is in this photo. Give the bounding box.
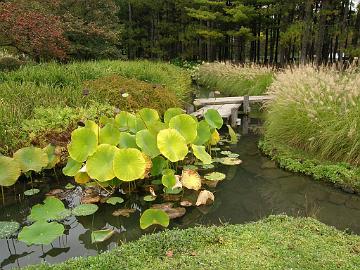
[193,120,211,145]
[62,158,83,177]
[99,124,121,146]
[204,109,223,129]
[220,157,243,166]
[181,170,201,191]
[140,209,169,229]
[228,153,240,158]
[74,172,91,184]
[183,165,198,170]
[106,197,124,205]
[91,229,115,243]
[65,183,75,190]
[157,129,188,162]
[68,128,98,162]
[221,151,232,156]
[164,108,184,125]
[163,186,183,194]
[118,132,138,148]
[72,204,98,216]
[143,195,157,202]
[113,148,147,181]
[87,144,117,182]
[210,129,220,145]
[191,144,212,165]
[211,147,221,151]
[0,221,20,239]
[115,111,136,131]
[152,203,186,219]
[136,129,160,158]
[227,125,238,144]
[151,156,167,176]
[0,156,21,187]
[43,144,60,169]
[196,190,215,206]
[112,208,136,217]
[169,115,197,144]
[137,108,159,124]
[14,147,48,173]
[24,189,40,196]
[161,171,176,189]
[204,172,226,181]
[18,221,64,245]
[202,164,215,169]
[84,120,99,138]
[29,197,70,222]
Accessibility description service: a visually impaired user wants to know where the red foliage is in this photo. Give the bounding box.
[0,2,69,60]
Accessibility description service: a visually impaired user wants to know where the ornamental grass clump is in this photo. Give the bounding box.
[264,66,360,165]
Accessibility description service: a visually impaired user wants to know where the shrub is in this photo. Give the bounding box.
[0,57,22,72]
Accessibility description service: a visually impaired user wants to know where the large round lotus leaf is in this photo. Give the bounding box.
[193,120,211,145]
[87,144,117,182]
[18,221,64,245]
[113,148,147,181]
[147,121,167,136]
[13,147,48,173]
[43,144,60,169]
[91,229,115,243]
[136,129,160,158]
[157,129,188,162]
[129,117,146,133]
[210,129,220,145]
[62,158,82,177]
[140,209,169,230]
[106,197,124,205]
[143,195,157,202]
[0,221,20,239]
[161,172,176,189]
[68,128,98,162]
[191,144,212,165]
[204,109,223,129]
[115,111,136,131]
[151,156,167,176]
[220,157,243,166]
[85,120,99,138]
[118,132,138,149]
[99,124,121,146]
[181,169,201,191]
[164,108,184,125]
[204,172,226,181]
[29,197,71,222]
[137,108,159,124]
[0,156,21,187]
[74,172,91,184]
[169,114,197,144]
[72,204,99,216]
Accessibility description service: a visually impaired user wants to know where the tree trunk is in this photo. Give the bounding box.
[301,0,313,64]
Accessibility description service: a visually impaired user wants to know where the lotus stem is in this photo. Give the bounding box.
[1,186,4,205]
[29,173,34,190]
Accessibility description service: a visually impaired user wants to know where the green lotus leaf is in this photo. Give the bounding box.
[183,165,198,170]
[62,158,83,177]
[228,153,240,158]
[161,172,176,189]
[181,170,201,191]
[18,221,64,245]
[227,125,239,144]
[91,229,115,243]
[136,129,160,158]
[72,204,99,216]
[99,116,115,126]
[118,132,138,149]
[29,197,71,222]
[113,148,147,181]
[193,120,212,145]
[147,121,167,136]
[204,172,226,181]
[85,120,99,138]
[202,164,215,169]
[143,195,157,202]
[151,156,167,176]
[99,123,121,146]
[137,108,159,124]
[140,209,169,230]
[68,128,98,162]
[191,144,212,165]
[115,111,136,131]
[0,156,21,187]
[13,147,48,173]
[164,108,184,125]
[163,186,183,194]
[87,144,117,182]
[157,129,188,162]
[75,172,91,184]
[169,114,197,144]
[221,151,232,156]
[65,183,75,189]
[204,109,223,129]
[43,144,59,169]
[220,157,243,166]
[129,117,146,133]
[210,129,220,145]
[0,221,20,239]
[24,188,40,196]
[106,197,124,205]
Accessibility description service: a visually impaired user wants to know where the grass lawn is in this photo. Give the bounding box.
[26,215,360,270]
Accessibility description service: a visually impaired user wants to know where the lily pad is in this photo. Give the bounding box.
[0,221,20,239]
[106,197,124,205]
[118,132,138,149]
[24,189,40,196]
[204,109,223,129]
[72,204,99,216]
[0,156,21,187]
[183,165,198,170]
[191,144,212,165]
[221,151,233,156]
[143,195,157,202]
[204,172,226,181]
[87,144,117,182]
[62,158,83,177]
[163,187,183,194]
[140,209,170,230]
[136,129,160,158]
[202,164,215,170]
[193,120,211,145]
[220,157,243,166]
[13,147,48,173]
[113,148,147,181]
[181,170,201,191]
[164,108,184,125]
[227,153,240,158]
[137,108,159,124]
[91,229,115,243]
[169,114,198,144]
[157,129,188,162]
[18,221,64,245]
[68,128,98,163]
[99,124,121,146]
[29,197,71,222]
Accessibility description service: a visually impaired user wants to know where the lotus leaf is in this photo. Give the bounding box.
[72,204,99,216]
[147,121,166,135]
[220,157,243,166]
[161,172,176,189]
[29,197,70,222]
[210,129,220,145]
[0,221,20,239]
[99,124,121,146]
[91,229,115,243]
[0,156,21,187]
[221,151,232,156]
[13,147,48,173]
[87,144,117,182]
[157,129,188,162]
[183,165,198,170]
[191,144,212,164]
[18,221,64,245]
[68,128,98,162]
[118,132,138,148]
[140,209,169,229]
[65,183,75,190]
[74,172,91,184]
[151,156,167,176]
[204,109,223,129]
[43,144,59,169]
[143,195,157,202]
[227,125,239,144]
[202,164,215,169]
[181,170,201,191]
[136,129,160,158]
[113,148,147,181]
[228,153,240,158]
[164,108,184,125]
[62,158,83,177]
[137,108,159,124]
[99,115,114,126]
[163,186,183,194]
[196,190,215,206]
[106,197,124,205]
[24,189,40,196]
[169,114,197,144]
[211,147,221,151]
[115,111,136,131]
[204,172,226,181]
[84,120,99,138]
[193,120,212,145]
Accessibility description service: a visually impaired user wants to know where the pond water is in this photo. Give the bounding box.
[1,132,360,269]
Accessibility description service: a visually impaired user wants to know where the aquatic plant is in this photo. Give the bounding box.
[140,209,170,230]
[91,229,115,243]
[18,221,65,245]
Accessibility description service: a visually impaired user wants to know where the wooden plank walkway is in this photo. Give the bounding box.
[194,95,272,106]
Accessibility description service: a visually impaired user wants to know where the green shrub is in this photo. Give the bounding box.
[0,57,22,72]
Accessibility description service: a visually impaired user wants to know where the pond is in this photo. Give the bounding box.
[1,129,360,269]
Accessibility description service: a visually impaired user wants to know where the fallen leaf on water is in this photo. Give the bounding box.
[180,200,193,207]
[112,208,136,217]
[196,190,215,206]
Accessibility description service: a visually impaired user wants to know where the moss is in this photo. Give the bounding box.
[25,215,360,270]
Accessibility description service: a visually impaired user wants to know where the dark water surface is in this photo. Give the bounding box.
[1,135,360,269]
